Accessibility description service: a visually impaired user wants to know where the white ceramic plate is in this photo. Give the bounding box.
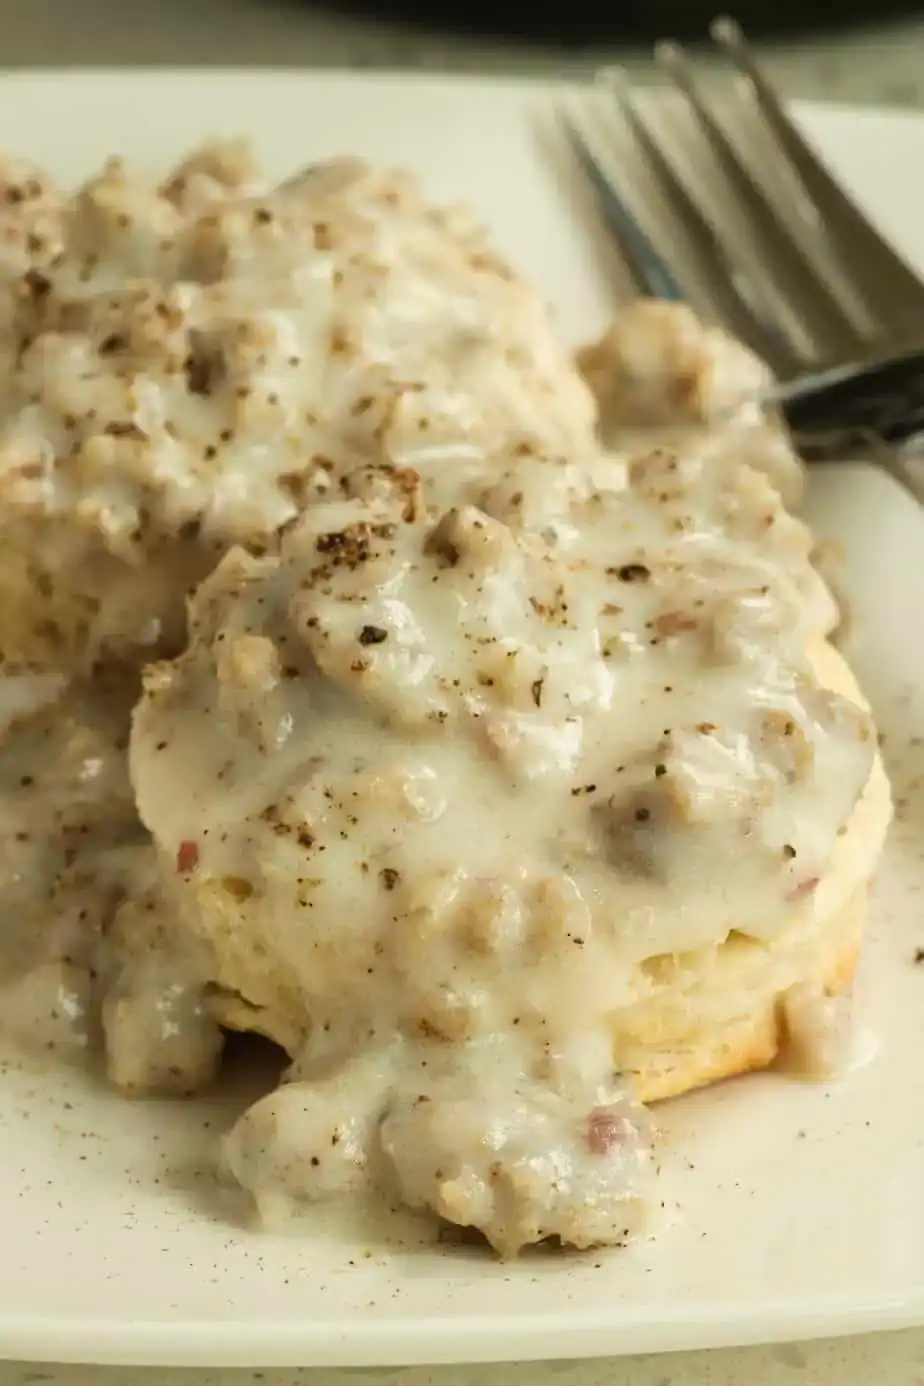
[2,70,924,1369]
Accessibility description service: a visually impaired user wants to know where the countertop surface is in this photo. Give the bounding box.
[2,0,923,1381]
[4,1339,924,1386]
[0,0,923,108]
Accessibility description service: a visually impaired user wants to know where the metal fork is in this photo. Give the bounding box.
[562,17,924,472]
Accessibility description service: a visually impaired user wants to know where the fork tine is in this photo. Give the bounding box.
[559,108,686,303]
[655,39,874,358]
[599,72,806,377]
[711,16,924,335]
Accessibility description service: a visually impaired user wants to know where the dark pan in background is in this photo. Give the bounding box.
[313,0,924,46]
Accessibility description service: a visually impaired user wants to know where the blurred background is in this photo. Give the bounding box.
[0,0,922,107]
[339,0,924,43]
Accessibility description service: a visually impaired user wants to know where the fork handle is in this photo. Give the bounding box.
[776,348,924,450]
[773,347,924,506]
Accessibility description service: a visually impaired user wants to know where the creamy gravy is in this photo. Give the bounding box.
[0,671,141,1048]
[0,150,591,674]
[0,148,880,1256]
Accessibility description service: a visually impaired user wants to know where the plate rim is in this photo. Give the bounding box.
[1,68,923,1368]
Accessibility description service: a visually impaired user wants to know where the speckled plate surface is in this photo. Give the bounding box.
[1,71,924,1369]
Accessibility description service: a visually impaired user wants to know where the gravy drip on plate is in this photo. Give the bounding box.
[0,671,140,1049]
